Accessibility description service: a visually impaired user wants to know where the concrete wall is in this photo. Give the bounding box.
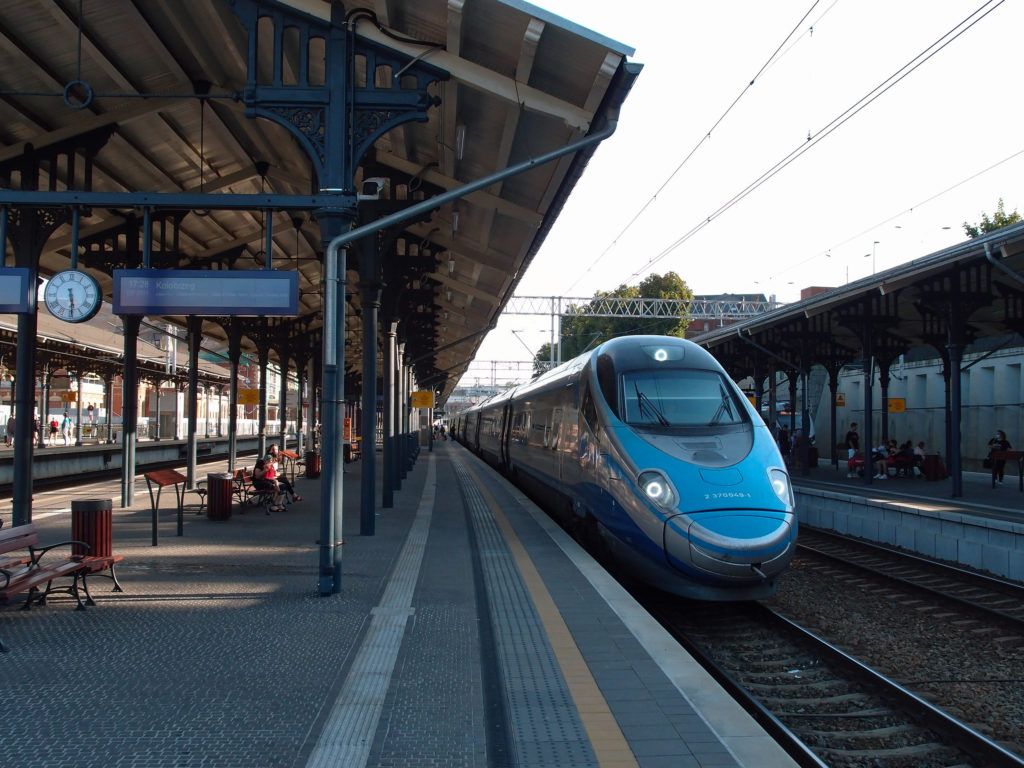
[795,486,1024,583]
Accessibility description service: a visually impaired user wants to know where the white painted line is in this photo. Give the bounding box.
[305,455,436,768]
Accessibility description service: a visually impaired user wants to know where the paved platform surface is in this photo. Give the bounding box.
[797,458,1024,518]
[1,442,798,768]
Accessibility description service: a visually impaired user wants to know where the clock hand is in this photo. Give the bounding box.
[67,288,75,309]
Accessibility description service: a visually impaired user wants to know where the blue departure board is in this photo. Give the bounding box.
[113,269,299,316]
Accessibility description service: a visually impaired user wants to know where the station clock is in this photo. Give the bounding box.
[44,269,102,323]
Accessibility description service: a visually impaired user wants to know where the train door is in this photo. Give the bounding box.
[472,410,482,450]
[499,401,512,470]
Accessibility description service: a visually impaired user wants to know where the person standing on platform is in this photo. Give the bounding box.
[5,414,14,447]
[49,416,59,445]
[988,429,1011,484]
[844,422,860,477]
[61,410,73,446]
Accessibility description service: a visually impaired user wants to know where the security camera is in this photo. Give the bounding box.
[358,177,387,200]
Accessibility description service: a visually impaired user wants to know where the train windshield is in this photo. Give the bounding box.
[621,370,749,428]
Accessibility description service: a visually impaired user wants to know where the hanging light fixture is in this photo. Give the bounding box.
[455,125,466,161]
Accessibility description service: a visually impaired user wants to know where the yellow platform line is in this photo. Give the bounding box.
[462,462,639,768]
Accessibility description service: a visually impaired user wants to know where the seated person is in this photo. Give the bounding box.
[871,445,888,480]
[265,444,302,502]
[252,458,286,512]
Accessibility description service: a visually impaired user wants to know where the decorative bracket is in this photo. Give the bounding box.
[227,0,448,190]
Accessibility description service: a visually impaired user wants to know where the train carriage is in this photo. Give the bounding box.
[456,335,797,600]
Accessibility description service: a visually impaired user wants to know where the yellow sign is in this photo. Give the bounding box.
[410,390,434,408]
[836,393,846,406]
[61,391,78,403]
[238,388,260,405]
[887,397,906,413]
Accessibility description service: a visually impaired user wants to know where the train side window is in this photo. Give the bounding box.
[581,387,600,433]
[596,354,618,416]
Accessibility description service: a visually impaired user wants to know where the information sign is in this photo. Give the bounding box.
[887,397,906,413]
[410,391,434,408]
[0,267,32,313]
[836,393,846,406]
[238,389,260,405]
[113,269,298,316]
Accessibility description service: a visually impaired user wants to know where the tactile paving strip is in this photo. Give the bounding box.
[453,458,598,768]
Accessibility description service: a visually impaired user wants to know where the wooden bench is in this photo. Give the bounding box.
[888,453,917,477]
[1,524,88,651]
[989,450,1024,490]
[232,468,276,513]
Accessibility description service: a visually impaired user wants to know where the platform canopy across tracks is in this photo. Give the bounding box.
[0,0,642,591]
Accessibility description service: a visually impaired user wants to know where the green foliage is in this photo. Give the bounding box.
[963,198,1021,238]
[532,272,694,374]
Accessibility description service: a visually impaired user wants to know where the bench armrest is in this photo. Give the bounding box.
[30,539,90,565]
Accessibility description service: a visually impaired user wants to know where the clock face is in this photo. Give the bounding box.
[44,270,102,323]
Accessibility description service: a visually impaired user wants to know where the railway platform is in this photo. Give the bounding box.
[793,462,1024,584]
[0,442,797,768]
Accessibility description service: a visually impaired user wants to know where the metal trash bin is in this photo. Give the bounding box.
[207,472,234,520]
[305,451,321,478]
[71,498,113,557]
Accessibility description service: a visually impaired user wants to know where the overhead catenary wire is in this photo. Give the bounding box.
[766,147,1024,280]
[624,0,1006,283]
[563,0,826,294]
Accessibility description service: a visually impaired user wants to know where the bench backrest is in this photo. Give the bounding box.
[0,523,39,555]
[991,450,1024,460]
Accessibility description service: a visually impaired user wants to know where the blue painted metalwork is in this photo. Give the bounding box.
[227,0,448,191]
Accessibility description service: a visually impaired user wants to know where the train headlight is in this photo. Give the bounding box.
[767,468,793,506]
[638,470,675,508]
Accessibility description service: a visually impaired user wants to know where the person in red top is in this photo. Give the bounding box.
[265,444,302,502]
[252,458,286,512]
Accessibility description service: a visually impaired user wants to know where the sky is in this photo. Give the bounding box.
[459,0,1024,388]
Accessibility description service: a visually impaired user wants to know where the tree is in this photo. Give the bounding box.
[963,198,1021,238]
[532,272,694,374]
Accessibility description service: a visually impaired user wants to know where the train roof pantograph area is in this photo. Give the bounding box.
[0,0,642,402]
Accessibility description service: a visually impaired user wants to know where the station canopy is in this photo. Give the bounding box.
[0,0,641,401]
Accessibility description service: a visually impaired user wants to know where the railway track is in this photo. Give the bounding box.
[796,528,1024,628]
[640,593,1024,768]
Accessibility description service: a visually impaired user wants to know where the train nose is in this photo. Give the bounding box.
[663,512,796,581]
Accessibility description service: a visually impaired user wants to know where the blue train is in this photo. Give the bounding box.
[452,335,797,600]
